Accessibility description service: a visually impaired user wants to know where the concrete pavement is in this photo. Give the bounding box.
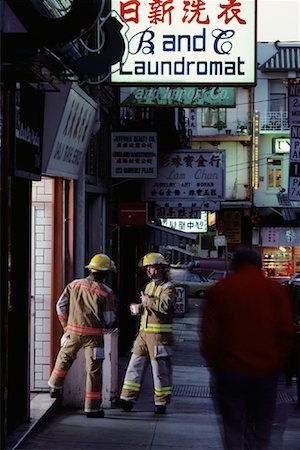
[7,298,300,450]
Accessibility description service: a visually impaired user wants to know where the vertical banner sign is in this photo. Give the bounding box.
[288,79,300,201]
[45,84,97,179]
[111,0,256,85]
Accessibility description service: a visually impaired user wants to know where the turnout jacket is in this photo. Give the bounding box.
[137,280,176,334]
[56,275,116,343]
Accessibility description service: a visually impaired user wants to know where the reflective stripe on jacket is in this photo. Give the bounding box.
[56,276,116,336]
[140,280,175,333]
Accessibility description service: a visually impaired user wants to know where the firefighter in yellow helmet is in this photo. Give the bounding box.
[117,252,176,414]
[48,254,116,418]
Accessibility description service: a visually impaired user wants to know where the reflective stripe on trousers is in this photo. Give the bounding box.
[48,333,104,412]
[120,352,172,405]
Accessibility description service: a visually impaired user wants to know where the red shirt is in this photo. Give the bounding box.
[202,265,294,374]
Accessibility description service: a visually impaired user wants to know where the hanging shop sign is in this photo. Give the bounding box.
[273,138,290,154]
[43,82,97,179]
[111,0,256,85]
[111,131,157,178]
[120,86,235,107]
[160,215,208,233]
[154,200,220,219]
[252,227,300,247]
[143,150,225,201]
[15,83,44,180]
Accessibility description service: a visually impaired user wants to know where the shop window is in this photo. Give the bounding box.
[202,108,226,129]
[295,247,300,273]
[267,158,282,189]
[263,247,292,278]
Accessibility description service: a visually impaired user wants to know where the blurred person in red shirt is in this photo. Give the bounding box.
[201,247,294,450]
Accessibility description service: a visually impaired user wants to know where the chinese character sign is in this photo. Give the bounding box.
[161,216,208,233]
[45,84,97,179]
[111,0,256,85]
[143,150,225,200]
[112,131,157,177]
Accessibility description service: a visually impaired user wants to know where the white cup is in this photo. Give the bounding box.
[130,303,139,315]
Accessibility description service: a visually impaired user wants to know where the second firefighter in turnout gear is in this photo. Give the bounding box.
[48,254,116,418]
[118,252,176,414]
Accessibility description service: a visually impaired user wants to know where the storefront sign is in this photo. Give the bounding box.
[253,227,300,246]
[143,150,225,201]
[273,137,290,154]
[111,131,157,178]
[161,215,208,233]
[43,83,97,179]
[154,200,220,219]
[15,84,44,180]
[111,0,256,85]
[120,86,235,107]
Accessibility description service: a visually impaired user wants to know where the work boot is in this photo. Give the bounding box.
[154,405,166,414]
[115,398,134,412]
[49,388,61,398]
[86,410,105,418]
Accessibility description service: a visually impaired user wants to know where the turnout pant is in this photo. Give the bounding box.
[121,331,173,405]
[48,333,104,413]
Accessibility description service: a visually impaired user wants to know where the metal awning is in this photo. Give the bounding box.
[259,43,300,72]
[146,223,197,247]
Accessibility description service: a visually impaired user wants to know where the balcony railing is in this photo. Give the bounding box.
[259,111,289,132]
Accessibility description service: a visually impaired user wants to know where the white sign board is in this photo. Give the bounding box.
[143,150,225,201]
[111,0,256,85]
[214,235,227,247]
[252,227,300,247]
[161,215,208,233]
[111,131,157,178]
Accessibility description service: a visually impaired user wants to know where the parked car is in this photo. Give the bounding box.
[169,268,216,297]
[207,270,229,281]
[281,273,300,287]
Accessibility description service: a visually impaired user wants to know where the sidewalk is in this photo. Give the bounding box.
[7,298,300,450]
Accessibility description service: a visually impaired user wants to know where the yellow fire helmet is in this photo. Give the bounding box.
[139,252,169,268]
[85,254,116,272]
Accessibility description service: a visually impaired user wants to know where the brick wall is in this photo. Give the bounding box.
[31,177,52,390]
